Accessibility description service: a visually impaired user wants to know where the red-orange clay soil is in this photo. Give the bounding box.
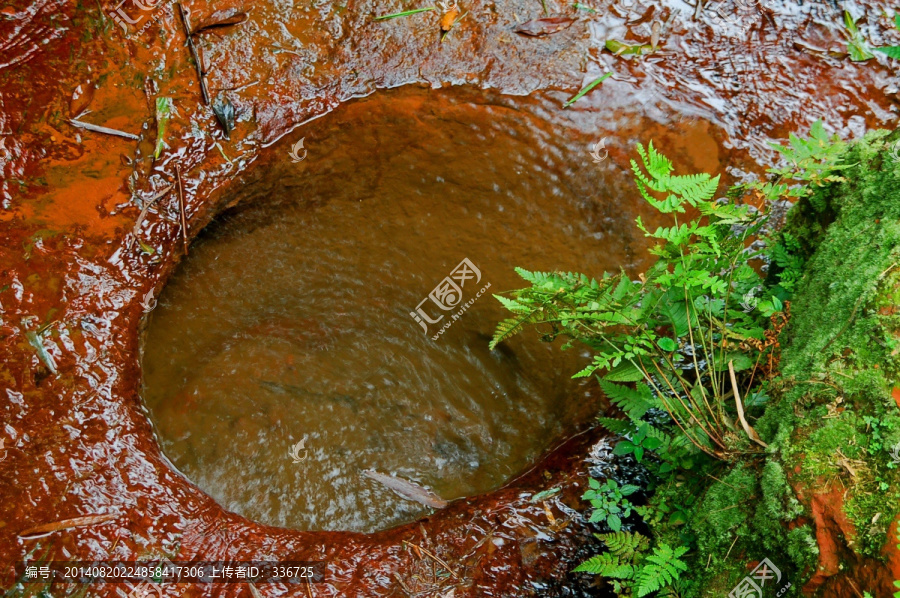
[1,0,898,596]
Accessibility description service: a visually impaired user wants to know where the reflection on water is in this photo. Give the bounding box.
[141,89,652,532]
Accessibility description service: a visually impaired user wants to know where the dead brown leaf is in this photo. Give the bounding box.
[192,10,249,36]
[514,16,576,36]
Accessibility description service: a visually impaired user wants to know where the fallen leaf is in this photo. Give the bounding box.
[605,39,655,56]
[212,97,236,139]
[69,82,94,117]
[542,501,557,526]
[154,97,174,160]
[514,16,576,36]
[192,10,248,36]
[25,330,57,375]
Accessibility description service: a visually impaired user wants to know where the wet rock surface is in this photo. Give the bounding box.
[0,0,898,595]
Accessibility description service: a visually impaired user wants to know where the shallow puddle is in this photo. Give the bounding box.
[140,88,653,532]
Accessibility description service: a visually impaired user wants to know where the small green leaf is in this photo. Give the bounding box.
[620,484,640,496]
[613,441,636,455]
[154,97,174,160]
[563,71,613,108]
[25,330,58,374]
[530,487,562,502]
[668,510,688,526]
[643,436,662,450]
[657,337,677,352]
[607,513,622,531]
[876,45,900,59]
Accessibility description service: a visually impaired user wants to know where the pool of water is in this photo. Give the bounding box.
[140,88,651,532]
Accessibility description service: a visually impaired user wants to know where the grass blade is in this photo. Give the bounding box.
[563,71,612,108]
[374,7,435,20]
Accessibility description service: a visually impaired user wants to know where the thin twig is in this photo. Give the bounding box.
[846,578,865,598]
[19,513,119,538]
[724,532,740,560]
[175,166,188,256]
[68,119,140,140]
[132,184,176,241]
[403,541,459,579]
[729,360,767,448]
[177,3,210,105]
[392,572,413,594]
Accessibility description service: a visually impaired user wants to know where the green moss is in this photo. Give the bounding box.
[681,130,900,593]
[765,129,900,560]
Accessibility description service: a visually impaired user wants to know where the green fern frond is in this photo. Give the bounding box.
[631,142,721,214]
[597,531,650,558]
[635,543,689,597]
[573,552,635,578]
[598,417,636,436]
[489,311,543,349]
[599,380,660,420]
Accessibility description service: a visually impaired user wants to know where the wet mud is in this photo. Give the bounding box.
[1,0,898,595]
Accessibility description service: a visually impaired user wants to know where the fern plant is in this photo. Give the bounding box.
[575,531,688,597]
[491,141,777,459]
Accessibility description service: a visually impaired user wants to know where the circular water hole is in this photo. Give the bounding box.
[140,88,648,532]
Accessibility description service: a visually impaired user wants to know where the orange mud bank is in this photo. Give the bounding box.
[1,0,899,596]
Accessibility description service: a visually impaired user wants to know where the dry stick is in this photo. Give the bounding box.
[177,3,210,105]
[68,119,140,140]
[175,166,188,256]
[724,532,740,560]
[305,576,314,598]
[402,541,459,579]
[392,572,413,594]
[19,513,119,538]
[845,578,865,598]
[728,360,767,448]
[132,184,176,241]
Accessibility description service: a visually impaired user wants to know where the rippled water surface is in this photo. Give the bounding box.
[140,89,655,532]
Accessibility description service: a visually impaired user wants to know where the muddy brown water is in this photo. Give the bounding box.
[141,89,649,532]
